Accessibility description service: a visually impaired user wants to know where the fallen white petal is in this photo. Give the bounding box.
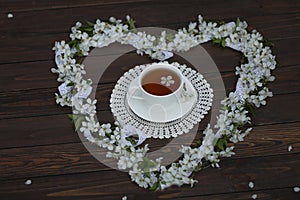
[122,195,127,200]
[294,187,300,192]
[7,13,13,18]
[251,194,257,199]
[25,179,32,185]
[288,145,292,152]
[248,181,254,188]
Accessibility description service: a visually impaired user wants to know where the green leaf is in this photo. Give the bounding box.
[194,140,202,148]
[194,163,202,172]
[262,38,274,47]
[236,17,240,28]
[139,157,156,173]
[74,117,84,131]
[127,18,136,30]
[105,132,112,138]
[224,105,231,111]
[216,140,225,151]
[221,38,226,47]
[67,114,74,120]
[84,26,93,31]
[244,101,255,116]
[144,171,150,178]
[126,146,132,152]
[165,33,175,42]
[66,82,75,87]
[125,136,137,145]
[67,114,85,131]
[240,55,248,64]
[79,24,94,36]
[212,38,221,44]
[217,20,225,25]
[213,38,226,48]
[149,181,160,191]
[215,137,228,151]
[86,21,94,26]
[68,40,79,49]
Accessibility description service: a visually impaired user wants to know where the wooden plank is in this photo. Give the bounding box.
[245,13,300,40]
[0,0,151,12]
[0,87,70,119]
[1,106,299,152]
[0,153,299,199]
[193,65,300,97]
[269,65,300,94]
[271,38,300,67]
[234,121,300,158]
[0,31,298,67]
[0,110,209,149]
[2,0,300,35]
[0,32,65,64]
[0,0,258,33]
[0,44,298,95]
[0,111,115,149]
[0,60,57,92]
[1,10,299,43]
[0,51,299,94]
[0,114,79,149]
[1,186,297,200]
[0,120,299,179]
[1,0,300,15]
[178,188,300,200]
[0,2,299,64]
[1,75,299,122]
[252,93,300,125]
[0,48,241,91]
[0,142,109,180]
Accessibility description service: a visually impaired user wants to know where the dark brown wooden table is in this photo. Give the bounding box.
[0,0,299,199]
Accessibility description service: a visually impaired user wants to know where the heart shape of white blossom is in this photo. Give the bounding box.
[52,15,276,190]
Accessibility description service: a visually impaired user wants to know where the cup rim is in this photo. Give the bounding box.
[138,63,184,98]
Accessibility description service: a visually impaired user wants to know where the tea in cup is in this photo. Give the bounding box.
[130,63,184,108]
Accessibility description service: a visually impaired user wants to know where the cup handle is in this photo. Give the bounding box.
[179,81,195,102]
[128,86,144,100]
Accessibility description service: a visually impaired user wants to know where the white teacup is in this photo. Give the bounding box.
[127,63,198,122]
[128,62,184,109]
[139,63,184,105]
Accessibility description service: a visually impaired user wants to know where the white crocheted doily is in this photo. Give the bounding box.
[110,62,213,139]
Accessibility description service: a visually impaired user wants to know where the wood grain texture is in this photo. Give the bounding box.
[1,22,300,65]
[1,83,300,122]
[0,0,152,12]
[1,122,299,179]
[1,0,300,14]
[0,154,299,199]
[0,114,79,149]
[0,56,299,94]
[0,0,299,199]
[178,187,300,200]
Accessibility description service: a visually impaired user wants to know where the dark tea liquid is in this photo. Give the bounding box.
[142,68,180,96]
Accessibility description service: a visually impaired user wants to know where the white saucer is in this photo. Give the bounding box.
[126,77,198,123]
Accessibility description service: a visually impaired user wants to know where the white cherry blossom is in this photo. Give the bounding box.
[161,75,175,87]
